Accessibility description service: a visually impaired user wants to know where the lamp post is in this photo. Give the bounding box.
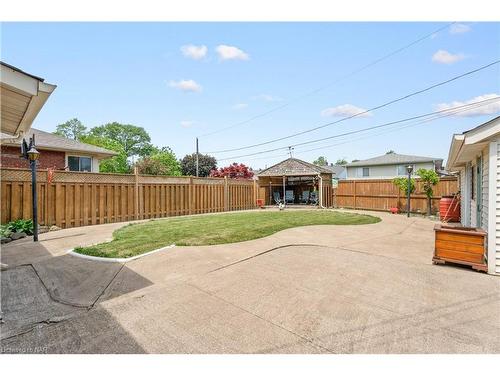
[27,144,40,241]
[406,164,413,218]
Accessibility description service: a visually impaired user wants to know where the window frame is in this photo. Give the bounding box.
[67,155,93,172]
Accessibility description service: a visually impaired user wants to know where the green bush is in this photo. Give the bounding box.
[392,177,415,195]
[0,225,12,238]
[6,219,34,235]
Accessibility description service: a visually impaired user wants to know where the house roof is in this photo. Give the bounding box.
[322,164,346,176]
[1,61,56,137]
[257,157,333,177]
[345,153,442,167]
[446,116,500,170]
[0,128,118,157]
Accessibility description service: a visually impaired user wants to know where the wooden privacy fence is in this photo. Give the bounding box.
[1,168,257,228]
[334,177,459,214]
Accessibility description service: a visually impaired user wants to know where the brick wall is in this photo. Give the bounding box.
[0,145,66,170]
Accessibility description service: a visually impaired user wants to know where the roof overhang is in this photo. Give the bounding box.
[257,172,322,177]
[446,116,500,171]
[1,63,56,137]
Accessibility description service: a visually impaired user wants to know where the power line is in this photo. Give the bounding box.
[198,22,456,138]
[294,100,496,156]
[208,59,500,154]
[230,99,495,165]
[215,96,500,161]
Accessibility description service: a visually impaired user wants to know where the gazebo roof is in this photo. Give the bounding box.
[257,157,332,177]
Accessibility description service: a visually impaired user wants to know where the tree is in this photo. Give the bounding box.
[149,147,181,176]
[313,156,328,166]
[89,122,152,158]
[79,134,130,173]
[386,150,396,154]
[135,157,169,175]
[180,153,217,177]
[54,118,87,140]
[416,168,440,215]
[335,158,348,165]
[393,177,416,212]
[210,163,254,179]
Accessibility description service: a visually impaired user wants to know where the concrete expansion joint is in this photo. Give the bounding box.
[89,263,125,310]
[396,219,417,234]
[207,243,325,273]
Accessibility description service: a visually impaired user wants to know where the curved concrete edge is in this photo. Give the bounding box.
[67,244,176,263]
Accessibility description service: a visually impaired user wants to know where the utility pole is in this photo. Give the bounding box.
[195,137,199,177]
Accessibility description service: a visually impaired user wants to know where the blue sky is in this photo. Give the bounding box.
[1,22,499,168]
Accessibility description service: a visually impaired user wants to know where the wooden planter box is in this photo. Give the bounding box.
[433,224,487,272]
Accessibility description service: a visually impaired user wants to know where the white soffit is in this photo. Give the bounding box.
[0,63,56,137]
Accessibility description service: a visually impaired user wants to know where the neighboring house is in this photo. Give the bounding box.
[0,128,117,172]
[1,61,56,137]
[323,164,347,180]
[446,115,500,275]
[345,153,443,179]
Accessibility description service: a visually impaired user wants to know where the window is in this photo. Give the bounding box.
[362,167,370,177]
[68,156,92,172]
[397,164,415,176]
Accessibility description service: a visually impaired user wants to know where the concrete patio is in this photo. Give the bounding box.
[1,209,499,353]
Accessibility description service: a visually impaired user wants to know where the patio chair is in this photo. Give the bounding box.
[300,190,310,204]
[273,191,283,205]
[285,190,295,204]
[309,191,318,205]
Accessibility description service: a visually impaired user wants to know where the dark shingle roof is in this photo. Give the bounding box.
[346,153,442,167]
[0,128,117,157]
[257,158,332,177]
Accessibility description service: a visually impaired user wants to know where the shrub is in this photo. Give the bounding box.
[6,219,34,235]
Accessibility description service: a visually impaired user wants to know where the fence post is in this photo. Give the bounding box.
[188,177,193,215]
[253,179,257,207]
[353,180,357,209]
[224,176,229,212]
[134,167,139,220]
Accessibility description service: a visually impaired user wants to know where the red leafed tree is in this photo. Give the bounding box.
[209,163,254,179]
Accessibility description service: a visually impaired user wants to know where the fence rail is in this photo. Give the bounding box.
[334,177,459,214]
[1,168,257,228]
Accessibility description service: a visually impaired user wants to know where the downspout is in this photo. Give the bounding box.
[318,174,326,209]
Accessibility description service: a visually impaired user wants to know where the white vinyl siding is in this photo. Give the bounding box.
[346,161,435,179]
[481,147,489,232]
[459,167,467,226]
[495,142,500,273]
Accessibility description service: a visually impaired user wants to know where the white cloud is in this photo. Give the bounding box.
[215,44,249,61]
[180,120,194,128]
[168,79,202,92]
[232,103,248,110]
[321,104,372,118]
[254,94,283,102]
[435,94,500,117]
[432,50,465,64]
[450,23,471,34]
[180,44,207,60]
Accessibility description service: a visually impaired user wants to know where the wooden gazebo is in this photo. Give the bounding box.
[257,158,333,207]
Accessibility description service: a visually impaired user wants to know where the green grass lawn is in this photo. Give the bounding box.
[75,210,380,258]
